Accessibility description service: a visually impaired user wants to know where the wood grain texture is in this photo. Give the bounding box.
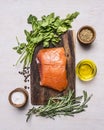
[30,30,75,105]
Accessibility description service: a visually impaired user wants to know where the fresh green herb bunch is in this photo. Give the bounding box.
[13,12,79,67]
[26,90,92,122]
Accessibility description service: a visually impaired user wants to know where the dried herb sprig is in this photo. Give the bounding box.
[26,90,92,122]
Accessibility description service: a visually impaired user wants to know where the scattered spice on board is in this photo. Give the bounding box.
[18,67,30,89]
[79,29,94,42]
[24,86,30,90]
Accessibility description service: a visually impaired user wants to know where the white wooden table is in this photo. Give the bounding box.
[0,0,104,130]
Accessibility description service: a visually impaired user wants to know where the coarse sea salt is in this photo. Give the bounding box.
[11,91,25,105]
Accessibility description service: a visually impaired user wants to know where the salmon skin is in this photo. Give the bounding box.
[36,47,68,92]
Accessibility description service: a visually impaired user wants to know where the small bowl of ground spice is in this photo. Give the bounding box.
[77,25,96,45]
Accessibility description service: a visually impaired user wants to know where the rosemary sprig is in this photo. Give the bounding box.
[26,90,92,122]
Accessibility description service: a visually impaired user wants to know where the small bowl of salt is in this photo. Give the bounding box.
[8,88,28,108]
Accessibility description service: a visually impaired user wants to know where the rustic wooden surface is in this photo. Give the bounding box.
[30,30,75,105]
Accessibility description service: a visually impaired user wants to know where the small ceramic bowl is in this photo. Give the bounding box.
[8,88,28,108]
[77,25,96,45]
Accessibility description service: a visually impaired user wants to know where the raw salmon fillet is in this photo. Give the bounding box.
[36,47,68,92]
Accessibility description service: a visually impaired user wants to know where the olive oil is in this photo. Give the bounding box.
[76,59,97,81]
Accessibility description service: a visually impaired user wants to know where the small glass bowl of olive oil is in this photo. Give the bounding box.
[76,59,97,81]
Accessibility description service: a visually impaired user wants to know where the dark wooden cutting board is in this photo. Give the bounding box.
[30,30,75,105]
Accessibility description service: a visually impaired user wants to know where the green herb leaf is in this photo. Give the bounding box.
[43,41,49,47]
[13,12,79,67]
[83,90,88,101]
[26,90,92,122]
[13,46,18,50]
[28,15,37,24]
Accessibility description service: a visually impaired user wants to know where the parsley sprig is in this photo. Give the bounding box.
[13,12,79,67]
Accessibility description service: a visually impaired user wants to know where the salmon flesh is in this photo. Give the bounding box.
[36,47,68,92]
